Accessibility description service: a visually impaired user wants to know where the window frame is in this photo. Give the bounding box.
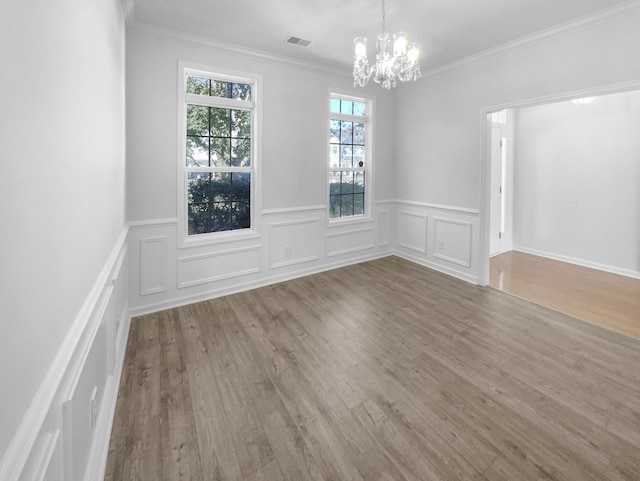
[327,92,374,225]
[177,62,262,248]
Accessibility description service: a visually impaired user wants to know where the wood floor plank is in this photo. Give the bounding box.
[490,250,640,339]
[158,310,203,481]
[177,305,244,480]
[106,256,640,481]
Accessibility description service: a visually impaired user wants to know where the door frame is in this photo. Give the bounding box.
[477,79,640,286]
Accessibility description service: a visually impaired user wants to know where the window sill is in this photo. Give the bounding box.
[327,215,374,228]
[178,229,261,249]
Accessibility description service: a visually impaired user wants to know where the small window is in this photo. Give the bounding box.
[329,95,370,219]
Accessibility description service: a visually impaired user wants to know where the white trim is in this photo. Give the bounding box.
[127,22,348,78]
[30,430,61,481]
[514,247,640,281]
[325,228,375,258]
[130,252,393,319]
[394,199,479,215]
[262,205,326,216]
[140,236,167,295]
[269,218,319,228]
[128,218,178,229]
[270,256,321,270]
[422,0,640,78]
[0,226,129,481]
[377,210,391,247]
[395,251,479,284]
[433,218,472,268]
[177,245,261,288]
[397,211,428,254]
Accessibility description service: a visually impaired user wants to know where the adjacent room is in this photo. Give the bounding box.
[1,1,639,480]
[488,90,640,338]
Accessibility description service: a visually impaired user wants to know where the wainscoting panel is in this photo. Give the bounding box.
[394,200,480,284]
[325,227,375,257]
[0,228,130,481]
[377,210,391,247]
[269,218,321,269]
[433,218,472,267]
[397,211,428,254]
[139,236,167,296]
[177,245,262,288]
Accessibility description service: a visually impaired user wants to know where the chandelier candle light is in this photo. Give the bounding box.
[353,0,421,89]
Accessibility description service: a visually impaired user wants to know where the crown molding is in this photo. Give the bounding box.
[422,0,640,77]
[121,0,640,82]
[125,17,350,78]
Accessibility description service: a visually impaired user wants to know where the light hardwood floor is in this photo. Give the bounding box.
[106,256,640,481]
[490,250,640,339]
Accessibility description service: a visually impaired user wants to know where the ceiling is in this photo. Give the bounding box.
[126,0,634,72]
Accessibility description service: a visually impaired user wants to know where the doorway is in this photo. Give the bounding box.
[482,88,640,339]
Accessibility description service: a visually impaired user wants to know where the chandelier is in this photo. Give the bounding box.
[353,0,421,89]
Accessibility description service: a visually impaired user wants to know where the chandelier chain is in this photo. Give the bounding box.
[381,0,386,32]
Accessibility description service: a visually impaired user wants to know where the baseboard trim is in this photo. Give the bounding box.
[129,251,393,318]
[395,251,479,285]
[514,246,640,280]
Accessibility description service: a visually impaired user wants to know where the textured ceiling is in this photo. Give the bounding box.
[127,0,635,71]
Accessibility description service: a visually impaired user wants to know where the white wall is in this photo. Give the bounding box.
[513,90,640,277]
[0,0,127,479]
[394,6,640,283]
[126,31,397,314]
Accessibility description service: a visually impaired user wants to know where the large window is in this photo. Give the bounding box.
[181,69,256,238]
[329,95,370,219]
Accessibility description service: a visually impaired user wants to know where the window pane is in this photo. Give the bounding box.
[340,100,353,114]
[232,83,252,101]
[187,172,251,234]
[186,136,209,167]
[339,145,353,168]
[353,146,365,168]
[210,107,231,137]
[186,105,209,136]
[231,138,251,167]
[329,144,339,168]
[353,122,365,145]
[340,121,353,144]
[340,171,354,194]
[187,77,252,101]
[330,120,340,140]
[186,76,210,95]
[354,171,365,193]
[341,194,354,216]
[330,98,341,113]
[354,193,364,216]
[230,172,251,201]
[231,110,251,138]
[353,101,366,116]
[211,137,230,167]
[329,194,341,218]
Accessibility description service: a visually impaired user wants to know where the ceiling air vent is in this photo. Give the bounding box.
[286,35,312,47]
